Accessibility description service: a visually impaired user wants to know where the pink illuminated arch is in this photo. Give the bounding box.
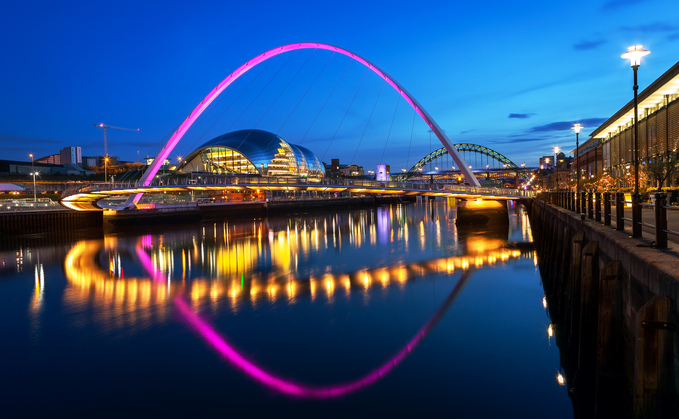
[126,43,479,207]
[135,244,471,398]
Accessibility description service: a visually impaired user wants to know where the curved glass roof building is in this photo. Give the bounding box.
[177,129,325,179]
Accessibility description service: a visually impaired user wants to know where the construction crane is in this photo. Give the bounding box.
[93,123,139,183]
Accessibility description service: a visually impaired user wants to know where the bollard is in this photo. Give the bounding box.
[632,193,642,238]
[603,192,611,226]
[615,192,624,231]
[654,193,667,249]
[595,192,601,222]
[588,192,593,219]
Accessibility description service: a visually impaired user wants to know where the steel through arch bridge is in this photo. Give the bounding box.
[120,42,481,209]
[396,144,531,181]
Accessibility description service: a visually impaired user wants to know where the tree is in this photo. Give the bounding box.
[598,173,616,191]
[642,156,679,191]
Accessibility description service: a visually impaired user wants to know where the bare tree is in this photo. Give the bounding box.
[643,156,679,191]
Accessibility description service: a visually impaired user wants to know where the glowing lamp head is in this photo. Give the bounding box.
[621,45,650,67]
[572,123,583,135]
[556,373,565,385]
[553,146,561,154]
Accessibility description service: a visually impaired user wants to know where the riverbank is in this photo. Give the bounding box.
[0,196,415,236]
[530,199,678,418]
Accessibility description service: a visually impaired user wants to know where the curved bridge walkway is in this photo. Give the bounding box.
[61,176,537,211]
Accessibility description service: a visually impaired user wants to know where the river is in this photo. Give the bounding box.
[0,199,572,418]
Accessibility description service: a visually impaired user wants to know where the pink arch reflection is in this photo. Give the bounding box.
[127,42,479,207]
[137,243,471,398]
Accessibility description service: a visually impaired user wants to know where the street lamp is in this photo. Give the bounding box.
[572,124,583,214]
[622,45,650,238]
[31,172,38,202]
[104,157,110,183]
[553,147,560,191]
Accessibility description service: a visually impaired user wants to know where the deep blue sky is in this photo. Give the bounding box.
[1,0,678,171]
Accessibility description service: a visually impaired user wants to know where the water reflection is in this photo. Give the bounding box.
[58,201,535,398]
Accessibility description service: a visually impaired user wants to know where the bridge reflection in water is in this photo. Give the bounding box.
[60,203,534,398]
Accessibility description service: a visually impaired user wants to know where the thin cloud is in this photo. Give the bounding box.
[508,113,534,119]
[460,129,474,134]
[489,138,551,145]
[574,39,606,50]
[602,0,651,11]
[0,133,61,145]
[621,22,679,33]
[528,118,607,133]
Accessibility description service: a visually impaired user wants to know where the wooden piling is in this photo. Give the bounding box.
[635,296,675,418]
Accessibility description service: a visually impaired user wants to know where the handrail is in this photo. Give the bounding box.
[543,191,678,249]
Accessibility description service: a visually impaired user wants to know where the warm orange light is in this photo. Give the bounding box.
[557,373,565,385]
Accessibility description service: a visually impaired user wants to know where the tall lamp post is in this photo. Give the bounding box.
[553,147,560,191]
[31,172,38,202]
[28,153,35,201]
[622,45,650,238]
[572,124,583,214]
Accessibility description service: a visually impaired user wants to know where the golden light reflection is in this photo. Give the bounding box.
[548,324,553,337]
[542,296,548,309]
[62,231,534,327]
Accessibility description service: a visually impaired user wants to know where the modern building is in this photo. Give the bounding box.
[589,59,679,187]
[36,154,61,165]
[176,129,325,179]
[60,147,82,165]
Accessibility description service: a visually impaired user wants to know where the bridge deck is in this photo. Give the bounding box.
[60,176,537,211]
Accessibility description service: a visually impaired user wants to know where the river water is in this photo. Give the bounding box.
[1,199,572,418]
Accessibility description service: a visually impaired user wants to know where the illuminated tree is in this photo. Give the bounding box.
[598,174,616,191]
[643,156,679,191]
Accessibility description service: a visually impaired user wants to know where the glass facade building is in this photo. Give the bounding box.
[177,129,325,179]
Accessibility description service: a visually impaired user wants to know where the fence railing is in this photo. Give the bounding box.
[61,176,538,200]
[543,191,678,249]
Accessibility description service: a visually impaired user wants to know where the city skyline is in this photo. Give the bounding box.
[1,0,678,171]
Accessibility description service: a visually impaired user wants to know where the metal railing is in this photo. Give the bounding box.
[0,198,59,212]
[544,191,679,249]
[61,176,538,200]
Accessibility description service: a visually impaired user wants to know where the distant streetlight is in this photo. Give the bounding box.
[104,157,110,182]
[572,124,583,212]
[31,172,38,202]
[434,166,439,171]
[622,44,650,238]
[553,147,560,191]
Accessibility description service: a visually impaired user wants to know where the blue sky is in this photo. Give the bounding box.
[1,0,678,172]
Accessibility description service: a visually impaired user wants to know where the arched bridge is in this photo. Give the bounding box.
[395,144,531,182]
[123,42,483,209]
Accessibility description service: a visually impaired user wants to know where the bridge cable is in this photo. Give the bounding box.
[321,67,369,162]
[350,79,385,165]
[278,52,335,136]
[379,95,401,164]
[405,109,416,171]
[299,58,353,146]
[225,51,298,149]
[246,50,321,152]
[180,58,275,161]
[141,60,272,166]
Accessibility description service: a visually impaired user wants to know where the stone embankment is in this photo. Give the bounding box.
[530,199,678,418]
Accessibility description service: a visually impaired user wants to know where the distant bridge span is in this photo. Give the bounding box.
[125,42,481,208]
[396,144,532,182]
